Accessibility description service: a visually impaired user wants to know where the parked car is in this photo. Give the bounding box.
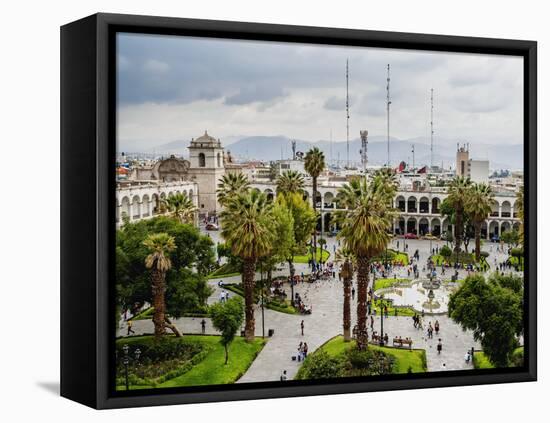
[404,233,418,239]
[205,223,219,231]
[491,235,500,243]
[424,233,438,240]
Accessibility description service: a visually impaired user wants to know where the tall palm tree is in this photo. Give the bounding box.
[335,248,355,342]
[163,192,196,224]
[516,185,524,246]
[372,168,398,206]
[143,233,176,339]
[335,179,393,350]
[220,190,275,342]
[447,176,472,253]
[465,183,493,261]
[217,172,250,206]
[304,147,326,263]
[276,170,305,196]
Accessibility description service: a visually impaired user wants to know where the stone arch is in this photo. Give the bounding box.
[323,191,335,208]
[120,196,131,220]
[501,201,512,218]
[490,200,499,217]
[264,188,274,202]
[481,221,488,239]
[489,220,499,237]
[314,190,322,208]
[151,193,160,215]
[501,221,511,233]
[431,197,441,214]
[131,195,141,219]
[431,217,441,236]
[198,153,206,167]
[406,217,417,234]
[142,194,151,217]
[407,196,417,213]
[419,196,430,214]
[513,222,520,231]
[397,216,406,235]
[419,217,429,235]
[395,195,406,212]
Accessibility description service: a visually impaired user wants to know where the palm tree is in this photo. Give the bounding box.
[276,170,305,196]
[335,248,355,342]
[163,192,196,224]
[447,176,472,253]
[217,172,250,206]
[304,147,326,263]
[372,168,398,206]
[465,183,493,261]
[143,233,176,339]
[220,190,275,342]
[335,179,393,350]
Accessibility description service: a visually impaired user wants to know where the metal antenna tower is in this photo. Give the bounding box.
[360,130,369,172]
[411,144,415,170]
[386,64,391,167]
[430,88,434,169]
[346,59,350,168]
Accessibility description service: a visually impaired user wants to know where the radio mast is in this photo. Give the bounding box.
[386,64,391,167]
[360,130,368,172]
[346,59,350,168]
[430,88,434,169]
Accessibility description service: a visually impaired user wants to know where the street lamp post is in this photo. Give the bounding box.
[379,295,385,347]
[260,263,265,339]
[121,344,141,391]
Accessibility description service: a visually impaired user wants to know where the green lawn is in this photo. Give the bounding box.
[294,248,330,264]
[373,278,410,291]
[309,335,427,375]
[372,249,409,265]
[224,284,298,314]
[473,347,524,369]
[130,307,208,321]
[116,335,265,390]
[207,262,242,279]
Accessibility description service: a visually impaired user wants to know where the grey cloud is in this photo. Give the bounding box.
[224,84,286,106]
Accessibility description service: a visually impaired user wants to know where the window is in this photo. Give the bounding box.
[198,153,206,167]
[217,152,221,167]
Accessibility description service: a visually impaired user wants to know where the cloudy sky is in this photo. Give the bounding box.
[117,32,523,152]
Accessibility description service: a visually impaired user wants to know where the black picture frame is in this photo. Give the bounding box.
[61,12,537,409]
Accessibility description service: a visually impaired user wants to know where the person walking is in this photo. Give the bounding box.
[434,320,440,335]
[303,342,308,357]
[437,339,443,354]
[126,319,135,336]
[352,286,355,300]
[201,319,206,335]
[280,370,288,381]
[301,320,305,336]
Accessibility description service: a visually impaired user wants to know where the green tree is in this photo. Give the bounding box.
[210,297,245,364]
[335,248,355,342]
[143,233,177,339]
[501,228,520,247]
[216,172,250,207]
[116,217,215,326]
[304,147,326,262]
[163,192,196,224]
[446,177,472,252]
[440,244,452,259]
[448,273,523,367]
[259,199,295,284]
[220,190,275,342]
[276,170,305,195]
[276,192,316,300]
[516,185,524,246]
[335,178,393,350]
[465,183,494,261]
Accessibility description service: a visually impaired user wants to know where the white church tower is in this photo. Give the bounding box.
[188,130,225,214]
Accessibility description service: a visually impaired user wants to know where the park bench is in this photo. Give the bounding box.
[393,337,413,349]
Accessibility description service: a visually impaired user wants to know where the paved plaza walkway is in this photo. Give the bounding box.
[118,235,521,382]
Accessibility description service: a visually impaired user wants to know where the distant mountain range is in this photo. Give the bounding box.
[125,135,523,171]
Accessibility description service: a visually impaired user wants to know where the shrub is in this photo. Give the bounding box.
[297,351,345,379]
[440,245,452,258]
